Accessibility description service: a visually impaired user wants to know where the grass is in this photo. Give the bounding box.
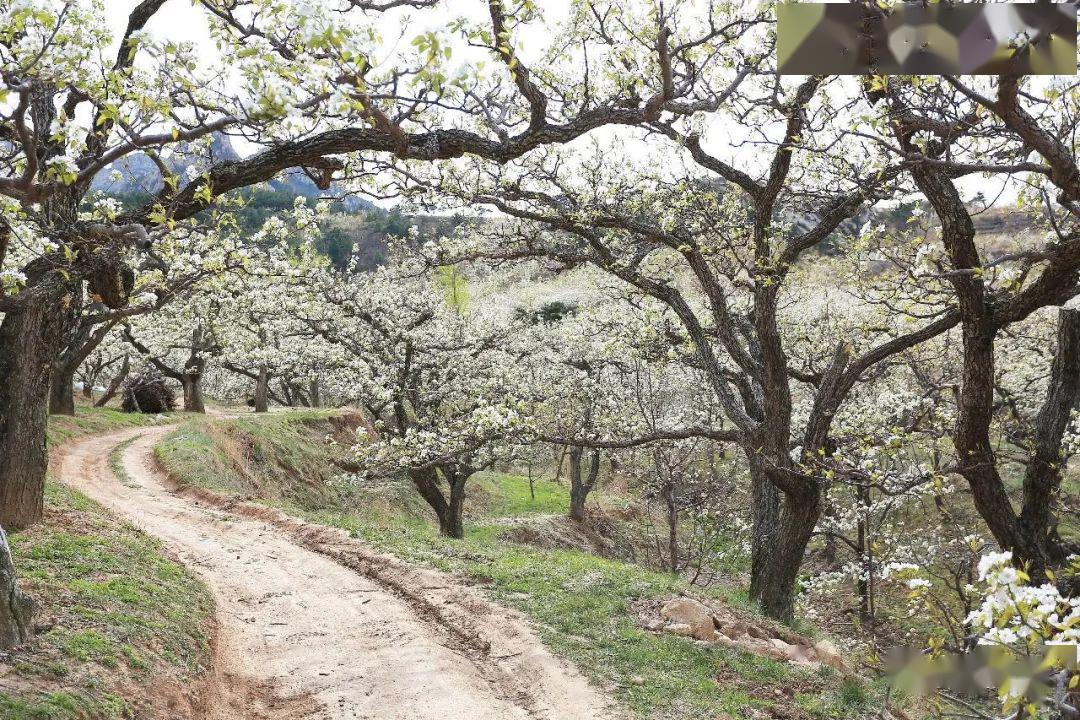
[158,412,874,720]
[3,482,213,719]
[45,405,174,447]
[0,407,213,720]
[472,471,570,517]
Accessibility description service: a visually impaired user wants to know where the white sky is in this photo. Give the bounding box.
[99,0,1017,207]
[105,0,213,54]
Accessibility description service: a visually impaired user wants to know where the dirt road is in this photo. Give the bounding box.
[55,426,615,720]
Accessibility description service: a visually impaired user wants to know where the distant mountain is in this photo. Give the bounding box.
[91,132,373,212]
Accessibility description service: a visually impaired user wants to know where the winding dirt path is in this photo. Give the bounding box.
[54,426,615,720]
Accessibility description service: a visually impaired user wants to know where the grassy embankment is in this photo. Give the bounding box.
[156,412,880,720]
[0,406,213,720]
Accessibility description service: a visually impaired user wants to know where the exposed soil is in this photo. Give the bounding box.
[54,426,617,720]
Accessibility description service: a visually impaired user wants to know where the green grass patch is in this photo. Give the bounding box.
[45,406,172,448]
[154,421,247,493]
[107,436,139,487]
[1,480,213,719]
[0,691,128,720]
[291,503,842,718]
[472,471,569,517]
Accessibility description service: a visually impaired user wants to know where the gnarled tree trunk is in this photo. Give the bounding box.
[443,476,466,539]
[407,466,468,539]
[753,486,821,623]
[0,270,78,529]
[907,147,1078,582]
[568,446,600,522]
[181,367,205,414]
[254,365,269,413]
[1019,308,1080,565]
[48,372,76,416]
[95,354,129,408]
[50,315,118,416]
[747,459,781,607]
[0,527,35,650]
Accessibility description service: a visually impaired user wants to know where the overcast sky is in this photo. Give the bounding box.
[99,0,1015,207]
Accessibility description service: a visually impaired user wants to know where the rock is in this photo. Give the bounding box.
[769,638,818,666]
[769,638,796,656]
[787,642,820,668]
[660,597,717,641]
[644,617,665,632]
[653,595,846,673]
[629,675,645,686]
[812,639,846,670]
[762,638,794,662]
[745,623,770,640]
[714,616,747,640]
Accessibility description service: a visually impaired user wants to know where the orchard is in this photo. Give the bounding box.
[1,1,1078,718]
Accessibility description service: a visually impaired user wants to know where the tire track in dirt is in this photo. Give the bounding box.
[54,426,616,720]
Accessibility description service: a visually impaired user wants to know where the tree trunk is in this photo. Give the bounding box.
[290,380,311,407]
[181,371,205,413]
[754,487,821,623]
[95,354,129,408]
[552,444,568,482]
[0,527,35,650]
[568,447,600,522]
[0,280,76,530]
[856,479,873,621]
[279,379,295,407]
[441,476,466,539]
[1019,308,1080,565]
[49,314,115,416]
[569,484,588,522]
[308,378,320,408]
[254,365,269,413]
[662,478,679,575]
[408,467,467,539]
[747,459,782,606]
[48,369,76,416]
[907,141,1064,581]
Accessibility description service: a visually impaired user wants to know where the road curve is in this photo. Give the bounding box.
[54,426,613,720]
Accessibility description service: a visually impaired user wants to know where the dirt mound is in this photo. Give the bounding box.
[498,513,616,555]
[497,511,645,563]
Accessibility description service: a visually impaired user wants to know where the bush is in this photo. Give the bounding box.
[120,373,176,414]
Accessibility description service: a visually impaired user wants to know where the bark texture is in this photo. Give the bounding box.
[254,365,270,413]
[568,446,600,522]
[49,315,118,415]
[903,117,1080,580]
[0,270,78,529]
[752,487,820,622]
[0,526,34,650]
[124,325,210,414]
[94,354,129,407]
[408,467,468,539]
[1019,308,1080,564]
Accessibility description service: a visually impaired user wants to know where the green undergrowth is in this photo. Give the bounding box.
[0,407,213,719]
[157,413,875,720]
[45,405,175,448]
[1,482,213,720]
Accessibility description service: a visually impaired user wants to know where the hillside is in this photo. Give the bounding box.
[153,413,881,720]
